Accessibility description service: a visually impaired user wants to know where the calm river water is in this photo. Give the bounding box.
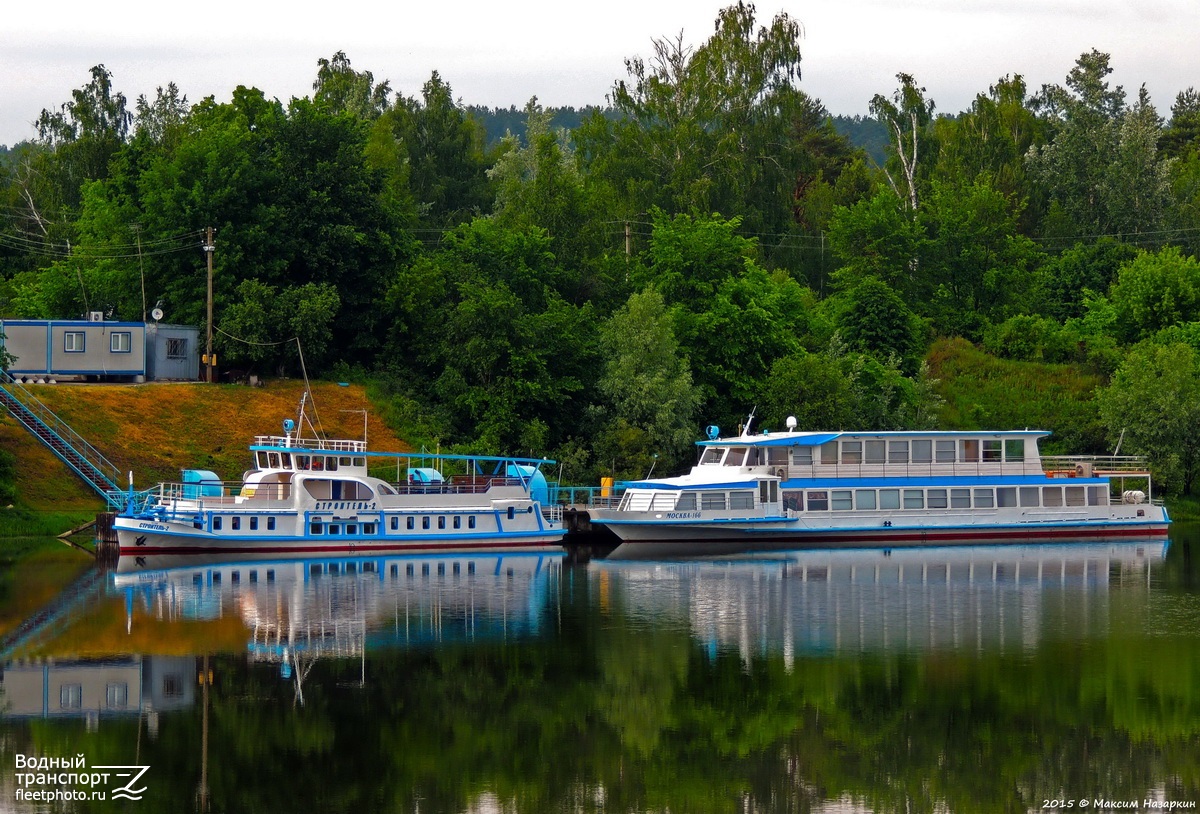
[1,530,1198,813]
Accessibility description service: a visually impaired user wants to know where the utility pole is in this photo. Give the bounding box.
[202,227,215,383]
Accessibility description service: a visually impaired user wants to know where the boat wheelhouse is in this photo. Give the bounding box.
[114,408,564,558]
[588,417,1170,559]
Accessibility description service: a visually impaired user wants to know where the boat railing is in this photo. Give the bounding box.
[391,476,530,495]
[555,485,626,508]
[1039,455,1153,477]
[253,435,367,453]
[141,480,292,505]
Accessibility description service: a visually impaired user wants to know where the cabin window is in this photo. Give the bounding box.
[296,455,310,470]
[792,447,813,466]
[110,332,132,353]
[438,516,446,529]
[407,516,416,530]
[1042,487,1063,507]
[806,491,829,511]
[354,457,366,467]
[701,492,727,511]
[974,488,995,508]
[912,440,932,463]
[422,517,431,529]
[1019,487,1039,507]
[1005,439,1026,462]
[212,516,222,531]
[325,457,338,472]
[267,452,279,469]
[701,447,725,465]
[730,491,755,510]
[267,516,276,531]
[453,516,461,529]
[328,524,341,535]
[888,440,909,464]
[960,439,980,463]
[676,492,697,511]
[230,516,240,530]
[1065,486,1086,507]
[983,440,1003,461]
[879,489,901,510]
[950,489,972,508]
[310,521,322,535]
[257,451,269,469]
[725,448,746,466]
[348,523,361,535]
[903,489,924,509]
[855,490,876,510]
[819,441,838,465]
[507,507,516,520]
[935,440,956,463]
[391,516,399,531]
[767,447,789,465]
[281,453,292,468]
[927,489,948,509]
[864,440,886,464]
[1088,486,1107,506]
[997,487,1018,507]
[340,457,353,467]
[831,490,853,511]
[469,516,477,529]
[783,491,803,511]
[840,441,862,464]
[745,447,762,466]
[64,332,85,352]
[378,483,396,495]
[249,571,258,583]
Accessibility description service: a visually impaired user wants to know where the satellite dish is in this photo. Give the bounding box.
[150,307,164,322]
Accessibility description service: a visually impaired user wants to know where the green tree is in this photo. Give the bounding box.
[835,275,924,369]
[1096,341,1200,494]
[869,72,936,212]
[312,51,393,120]
[1107,246,1200,343]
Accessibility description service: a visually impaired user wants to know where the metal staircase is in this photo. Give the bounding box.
[0,371,124,508]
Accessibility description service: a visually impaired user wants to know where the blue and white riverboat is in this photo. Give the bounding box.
[588,415,1170,559]
[114,404,564,558]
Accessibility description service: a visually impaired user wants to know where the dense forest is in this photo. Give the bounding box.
[2,4,1200,492]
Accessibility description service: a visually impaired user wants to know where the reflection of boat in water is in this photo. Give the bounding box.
[589,416,1169,559]
[112,551,564,670]
[594,542,1168,658]
[114,394,564,557]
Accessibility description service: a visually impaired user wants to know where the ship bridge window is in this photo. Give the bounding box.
[745,447,762,466]
[865,440,886,464]
[767,447,788,465]
[257,451,269,469]
[725,448,746,466]
[701,447,725,465]
[268,452,281,468]
[296,455,311,470]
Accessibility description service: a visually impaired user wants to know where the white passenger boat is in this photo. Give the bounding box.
[114,401,564,557]
[588,416,1170,559]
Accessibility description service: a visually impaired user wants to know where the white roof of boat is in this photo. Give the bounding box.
[696,429,1050,447]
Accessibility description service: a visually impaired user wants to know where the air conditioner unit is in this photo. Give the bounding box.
[1075,462,1094,478]
[88,311,104,322]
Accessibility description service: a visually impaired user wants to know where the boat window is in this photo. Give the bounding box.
[983,440,1003,462]
[469,516,477,529]
[1066,486,1086,507]
[328,524,341,535]
[783,491,803,511]
[903,489,924,509]
[927,489,948,509]
[950,489,971,508]
[730,491,755,510]
[840,441,862,464]
[378,483,396,496]
[325,457,338,472]
[1005,439,1025,462]
[213,516,222,531]
[391,516,399,531]
[310,521,322,535]
[935,440,956,463]
[725,448,746,466]
[281,453,292,469]
[1019,487,1039,507]
[676,492,697,511]
[250,516,259,531]
[296,455,310,470]
[701,447,725,465]
[912,440,932,463]
[960,439,980,463]
[767,447,789,465]
[347,524,358,535]
[865,440,886,464]
[268,452,281,469]
[438,516,446,529]
[792,447,813,466]
[831,490,853,510]
[888,440,909,464]
[1043,486,1063,507]
[996,487,1017,507]
[453,516,461,529]
[701,492,727,511]
[422,517,431,529]
[267,517,276,531]
[507,506,516,520]
[745,447,762,466]
[974,488,995,508]
[879,489,901,510]
[819,441,838,465]
[340,457,353,467]
[1088,486,1107,506]
[855,490,876,510]
[354,457,366,467]
[257,451,269,469]
[407,517,415,530]
[806,490,829,511]
[231,516,240,530]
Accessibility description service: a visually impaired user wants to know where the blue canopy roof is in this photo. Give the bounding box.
[696,433,841,448]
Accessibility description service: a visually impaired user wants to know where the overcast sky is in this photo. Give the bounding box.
[3,0,1198,147]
